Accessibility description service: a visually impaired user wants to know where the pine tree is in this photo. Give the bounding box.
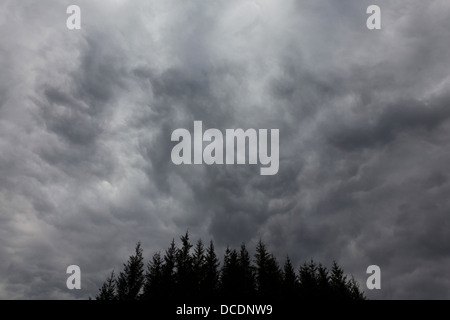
[161,239,177,299]
[348,276,365,300]
[192,239,205,298]
[175,232,194,299]
[254,240,282,299]
[254,240,268,296]
[282,256,298,299]
[237,243,256,298]
[298,260,318,299]
[265,253,282,298]
[220,247,240,299]
[316,263,331,299]
[142,252,164,300]
[96,270,117,300]
[116,242,145,300]
[202,240,220,299]
[330,261,350,300]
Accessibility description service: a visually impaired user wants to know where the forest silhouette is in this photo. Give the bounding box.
[95,232,365,301]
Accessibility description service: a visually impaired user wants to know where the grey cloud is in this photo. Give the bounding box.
[1,0,450,300]
[327,94,450,151]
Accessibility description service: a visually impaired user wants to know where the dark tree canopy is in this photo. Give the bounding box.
[141,252,164,300]
[237,243,256,299]
[95,270,116,300]
[95,233,365,301]
[116,242,144,301]
[282,256,298,299]
[201,240,220,299]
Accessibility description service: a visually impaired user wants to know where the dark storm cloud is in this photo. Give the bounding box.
[328,94,450,151]
[1,0,450,300]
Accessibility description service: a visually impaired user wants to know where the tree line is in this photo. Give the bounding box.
[95,232,365,301]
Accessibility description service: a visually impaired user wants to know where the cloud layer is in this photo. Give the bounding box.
[1,0,450,299]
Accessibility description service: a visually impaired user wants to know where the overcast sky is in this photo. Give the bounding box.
[1,0,450,299]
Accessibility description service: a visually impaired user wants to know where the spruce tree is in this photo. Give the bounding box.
[298,260,318,299]
[330,261,350,300]
[254,240,282,299]
[348,276,365,300]
[237,243,256,298]
[220,247,240,299]
[265,253,282,299]
[161,239,177,298]
[116,242,145,300]
[316,263,331,299]
[95,270,117,300]
[175,232,194,299]
[192,239,205,298]
[282,256,298,299]
[142,252,164,300]
[202,240,220,299]
[254,240,268,297]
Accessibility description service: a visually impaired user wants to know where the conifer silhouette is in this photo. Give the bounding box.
[237,243,256,299]
[282,256,298,299]
[220,247,240,299]
[95,233,365,301]
[175,232,195,299]
[254,240,282,299]
[116,242,144,300]
[161,239,177,299]
[142,252,163,300]
[96,270,116,300]
[202,240,220,299]
[192,239,205,299]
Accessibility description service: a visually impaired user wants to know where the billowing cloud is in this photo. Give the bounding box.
[1,0,450,299]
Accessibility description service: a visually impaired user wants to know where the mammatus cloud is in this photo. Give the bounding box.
[0,0,449,299]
